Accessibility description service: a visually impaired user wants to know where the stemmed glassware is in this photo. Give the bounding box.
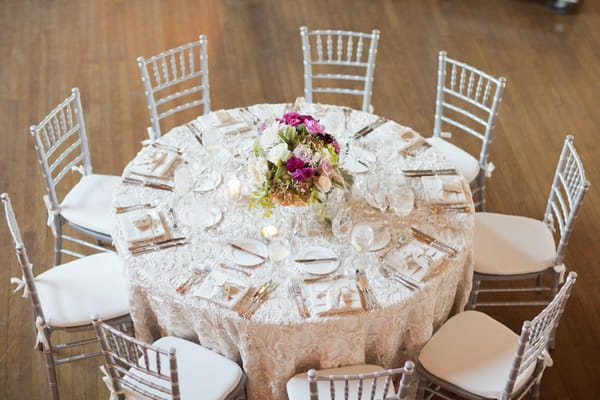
[350,222,374,273]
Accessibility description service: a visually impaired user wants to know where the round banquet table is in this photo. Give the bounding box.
[112,103,475,400]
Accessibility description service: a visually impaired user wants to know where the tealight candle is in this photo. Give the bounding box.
[261,225,279,240]
[227,178,242,200]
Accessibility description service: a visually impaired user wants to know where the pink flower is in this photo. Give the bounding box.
[278,112,315,127]
[292,167,315,182]
[286,156,305,172]
[319,158,334,177]
[305,119,326,135]
[293,145,313,163]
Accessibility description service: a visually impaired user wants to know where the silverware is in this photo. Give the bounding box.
[240,281,278,318]
[403,168,457,177]
[353,117,387,139]
[399,141,432,157]
[241,107,260,125]
[115,202,155,214]
[185,122,203,145]
[127,171,172,181]
[238,281,270,316]
[410,227,458,258]
[302,273,344,283]
[228,242,267,260]
[288,281,309,318]
[379,265,420,291]
[219,263,253,277]
[151,142,184,155]
[131,239,189,256]
[129,236,188,252]
[122,177,174,191]
[175,271,202,294]
[430,204,472,214]
[294,257,339,263]
[355,269,379,311]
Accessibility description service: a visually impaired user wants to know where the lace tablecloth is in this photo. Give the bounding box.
[112,103,475,400]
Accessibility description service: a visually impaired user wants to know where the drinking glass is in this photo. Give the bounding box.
[390,177,414,217]
[269,238,291,266]
[174,164,194,197]
[350,222,374,272]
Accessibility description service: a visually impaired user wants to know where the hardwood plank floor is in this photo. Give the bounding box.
[1,0,598,398]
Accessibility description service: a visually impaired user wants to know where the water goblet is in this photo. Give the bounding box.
[350,222,374,270]
[269,237,291,266]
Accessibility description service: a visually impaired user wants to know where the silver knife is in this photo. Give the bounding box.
[129,236,188,251]
[294,257,338,263]
[228,242,267,260]
[131,239,189,255]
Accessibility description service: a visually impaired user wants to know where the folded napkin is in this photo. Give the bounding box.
[129,150,178,178]
[192,269,249,309]
[420,175,466,204]
[308,279,363,316]
[397,129,426,154]
[117,209,166,245]
[212,110,251,136]
[383,239,445,282]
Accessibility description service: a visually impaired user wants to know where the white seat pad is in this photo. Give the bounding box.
[36,252,129,327]
[287,364,387,400]
[125,336,244,400]
[427,137,480,183]
[60,174,121,235]
[418,311,536,399]
[475,212,556,274]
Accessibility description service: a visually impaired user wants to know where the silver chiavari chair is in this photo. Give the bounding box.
[2,193,132,400]
[287,361,415,400]
[300,26,380,113]
[417,272,577,400]
[467,135,589,310]
[429,50,507,211]
[30,88,121,266]
[92,316,246,400]
[137,35,211,141]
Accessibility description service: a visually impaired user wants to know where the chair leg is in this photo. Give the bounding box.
[531,378,541,400]
[43,348,60,400]
[466,278,481,310]
[477,173,486,212]
[53,222,62,266]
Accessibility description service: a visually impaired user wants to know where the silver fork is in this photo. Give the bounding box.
[288,281,309,317]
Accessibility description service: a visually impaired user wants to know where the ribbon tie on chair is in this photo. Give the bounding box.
[43,195,61,238]
[34,316,50,350]
[10,275,28,298]
[484,162,495,178]
[100,365,121,400]
[553,263,566,284]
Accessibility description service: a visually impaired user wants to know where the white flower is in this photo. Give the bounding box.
[267,143,291,165]
[315,175,332,193]
[248,157,269,185]
[260,122,283,149]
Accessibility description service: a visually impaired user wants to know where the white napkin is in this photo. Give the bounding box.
[383,239,445,282]
[117,209,166,245]
[212,110,251,135]
[129,150,178,178]
[420,175,467,204]
[308,279,363,316]
[193,269,248,309]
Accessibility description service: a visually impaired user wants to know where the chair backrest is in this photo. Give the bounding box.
[543,136,590,264]
[307,361,415,400]
[433,50,506,167]
[30,88,93,214]
[92,316,179,400]
[1,193,46,327]
[503,271,577,397]
[137,35,211,141]
[300,26,380,113]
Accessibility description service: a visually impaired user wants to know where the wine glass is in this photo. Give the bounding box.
[332,206,353,244]
[390,177,414,217]
[174,164,194,197]
[366,174,389,212]
[350,222,374,272]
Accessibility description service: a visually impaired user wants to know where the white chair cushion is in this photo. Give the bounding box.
[36,252,129,327]
[60,174,121,235]
[124,336,244,400]
[475,212,557,275]
[287,364,386,400]
[427,137,480,183]
[418,311,536,399]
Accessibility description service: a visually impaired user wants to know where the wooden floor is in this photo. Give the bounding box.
[1,0,598,398]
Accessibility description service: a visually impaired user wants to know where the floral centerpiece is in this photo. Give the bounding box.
[248,112,352,216]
